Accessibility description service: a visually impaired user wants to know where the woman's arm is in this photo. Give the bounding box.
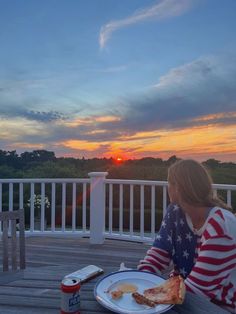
[138,206,174,274]
[185,234,236,299]
[138,246,171,274]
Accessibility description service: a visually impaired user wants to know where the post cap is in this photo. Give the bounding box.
[88,172,108,177]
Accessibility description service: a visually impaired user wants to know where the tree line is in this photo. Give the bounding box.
[0,149,235,182]
[0,149,235,218]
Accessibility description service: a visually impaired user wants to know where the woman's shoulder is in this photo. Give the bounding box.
[166,203,182,212]
[165,204,185,222]
[211,207,236,224]
[204,207,236,240]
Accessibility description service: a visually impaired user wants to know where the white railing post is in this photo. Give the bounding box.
[89,172,108,244]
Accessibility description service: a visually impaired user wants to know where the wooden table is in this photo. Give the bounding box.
[0,265,228,314]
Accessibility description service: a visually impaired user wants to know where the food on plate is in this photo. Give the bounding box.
[110,283,137,299]
[111,290,123,299]
[116,283,137,293]
[132,276,185,308]
[132,292,155,307]
[111,276,185,308]
[144,275,186,305]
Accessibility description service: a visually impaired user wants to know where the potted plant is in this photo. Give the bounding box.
[27,194,50,230]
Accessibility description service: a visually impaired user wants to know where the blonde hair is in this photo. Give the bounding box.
[168,159,232,210]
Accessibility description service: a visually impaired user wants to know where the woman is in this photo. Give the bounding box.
[138,159,236,313]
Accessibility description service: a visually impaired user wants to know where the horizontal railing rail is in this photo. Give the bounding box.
[0,173,235,244]
[0,178,90,183]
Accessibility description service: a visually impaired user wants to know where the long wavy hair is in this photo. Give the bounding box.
[168,159,232,211]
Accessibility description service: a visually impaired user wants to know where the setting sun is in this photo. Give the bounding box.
[116,157,123,162]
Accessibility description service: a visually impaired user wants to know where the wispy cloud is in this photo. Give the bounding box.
[0,105,66,123]
[23,110,66,122]
[99,0,195,49]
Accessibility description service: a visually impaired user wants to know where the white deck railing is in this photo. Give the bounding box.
[0,178,90,238]
[0,172,235,244]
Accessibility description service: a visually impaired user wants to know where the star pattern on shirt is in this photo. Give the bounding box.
[173,205,179,211]
[161,220,167,228]
[183,250,189,259]
[153,204,198,280]
[185,232,193,241]
[156,234,162,241]
[180,267,187,277]
[177,235,182,243]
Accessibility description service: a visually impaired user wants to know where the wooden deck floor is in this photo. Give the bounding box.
[22,236,149,269]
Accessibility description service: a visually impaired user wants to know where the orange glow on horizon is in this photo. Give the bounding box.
[2,113,235,162]
[101,124,236,161]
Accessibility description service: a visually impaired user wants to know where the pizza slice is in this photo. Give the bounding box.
[143,275,186,305]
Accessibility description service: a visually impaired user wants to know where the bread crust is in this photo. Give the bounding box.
[143,276,186,305]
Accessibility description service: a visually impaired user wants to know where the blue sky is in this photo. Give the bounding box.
[0,0,236,160]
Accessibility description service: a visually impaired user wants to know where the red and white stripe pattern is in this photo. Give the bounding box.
[185,209,236,313]
[138,246,171,274]
[193,236,201,263]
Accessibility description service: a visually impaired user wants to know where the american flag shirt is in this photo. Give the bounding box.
[138,204,236,313]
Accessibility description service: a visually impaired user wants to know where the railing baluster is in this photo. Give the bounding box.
[41,183,45,231]
[51,183,56,232]
[19,183,23,210]
[151,185,155,238]
[9,183,13,211]
[119,184,123,235]
[129,185,134,237]
[109,184,113,234]
[82,183,87,232]
[227,190,232,207]
[9,183,13,233]
[213,189,217,197]
[30,183,35,232]
[140,185,144,238]
[163,186,167,217]
[72,183,76,232]
[62,183,66,232]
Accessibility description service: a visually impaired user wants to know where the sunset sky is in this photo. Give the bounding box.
[0,0,236,161]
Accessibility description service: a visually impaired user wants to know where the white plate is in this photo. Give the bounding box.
[94,270,174,314]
